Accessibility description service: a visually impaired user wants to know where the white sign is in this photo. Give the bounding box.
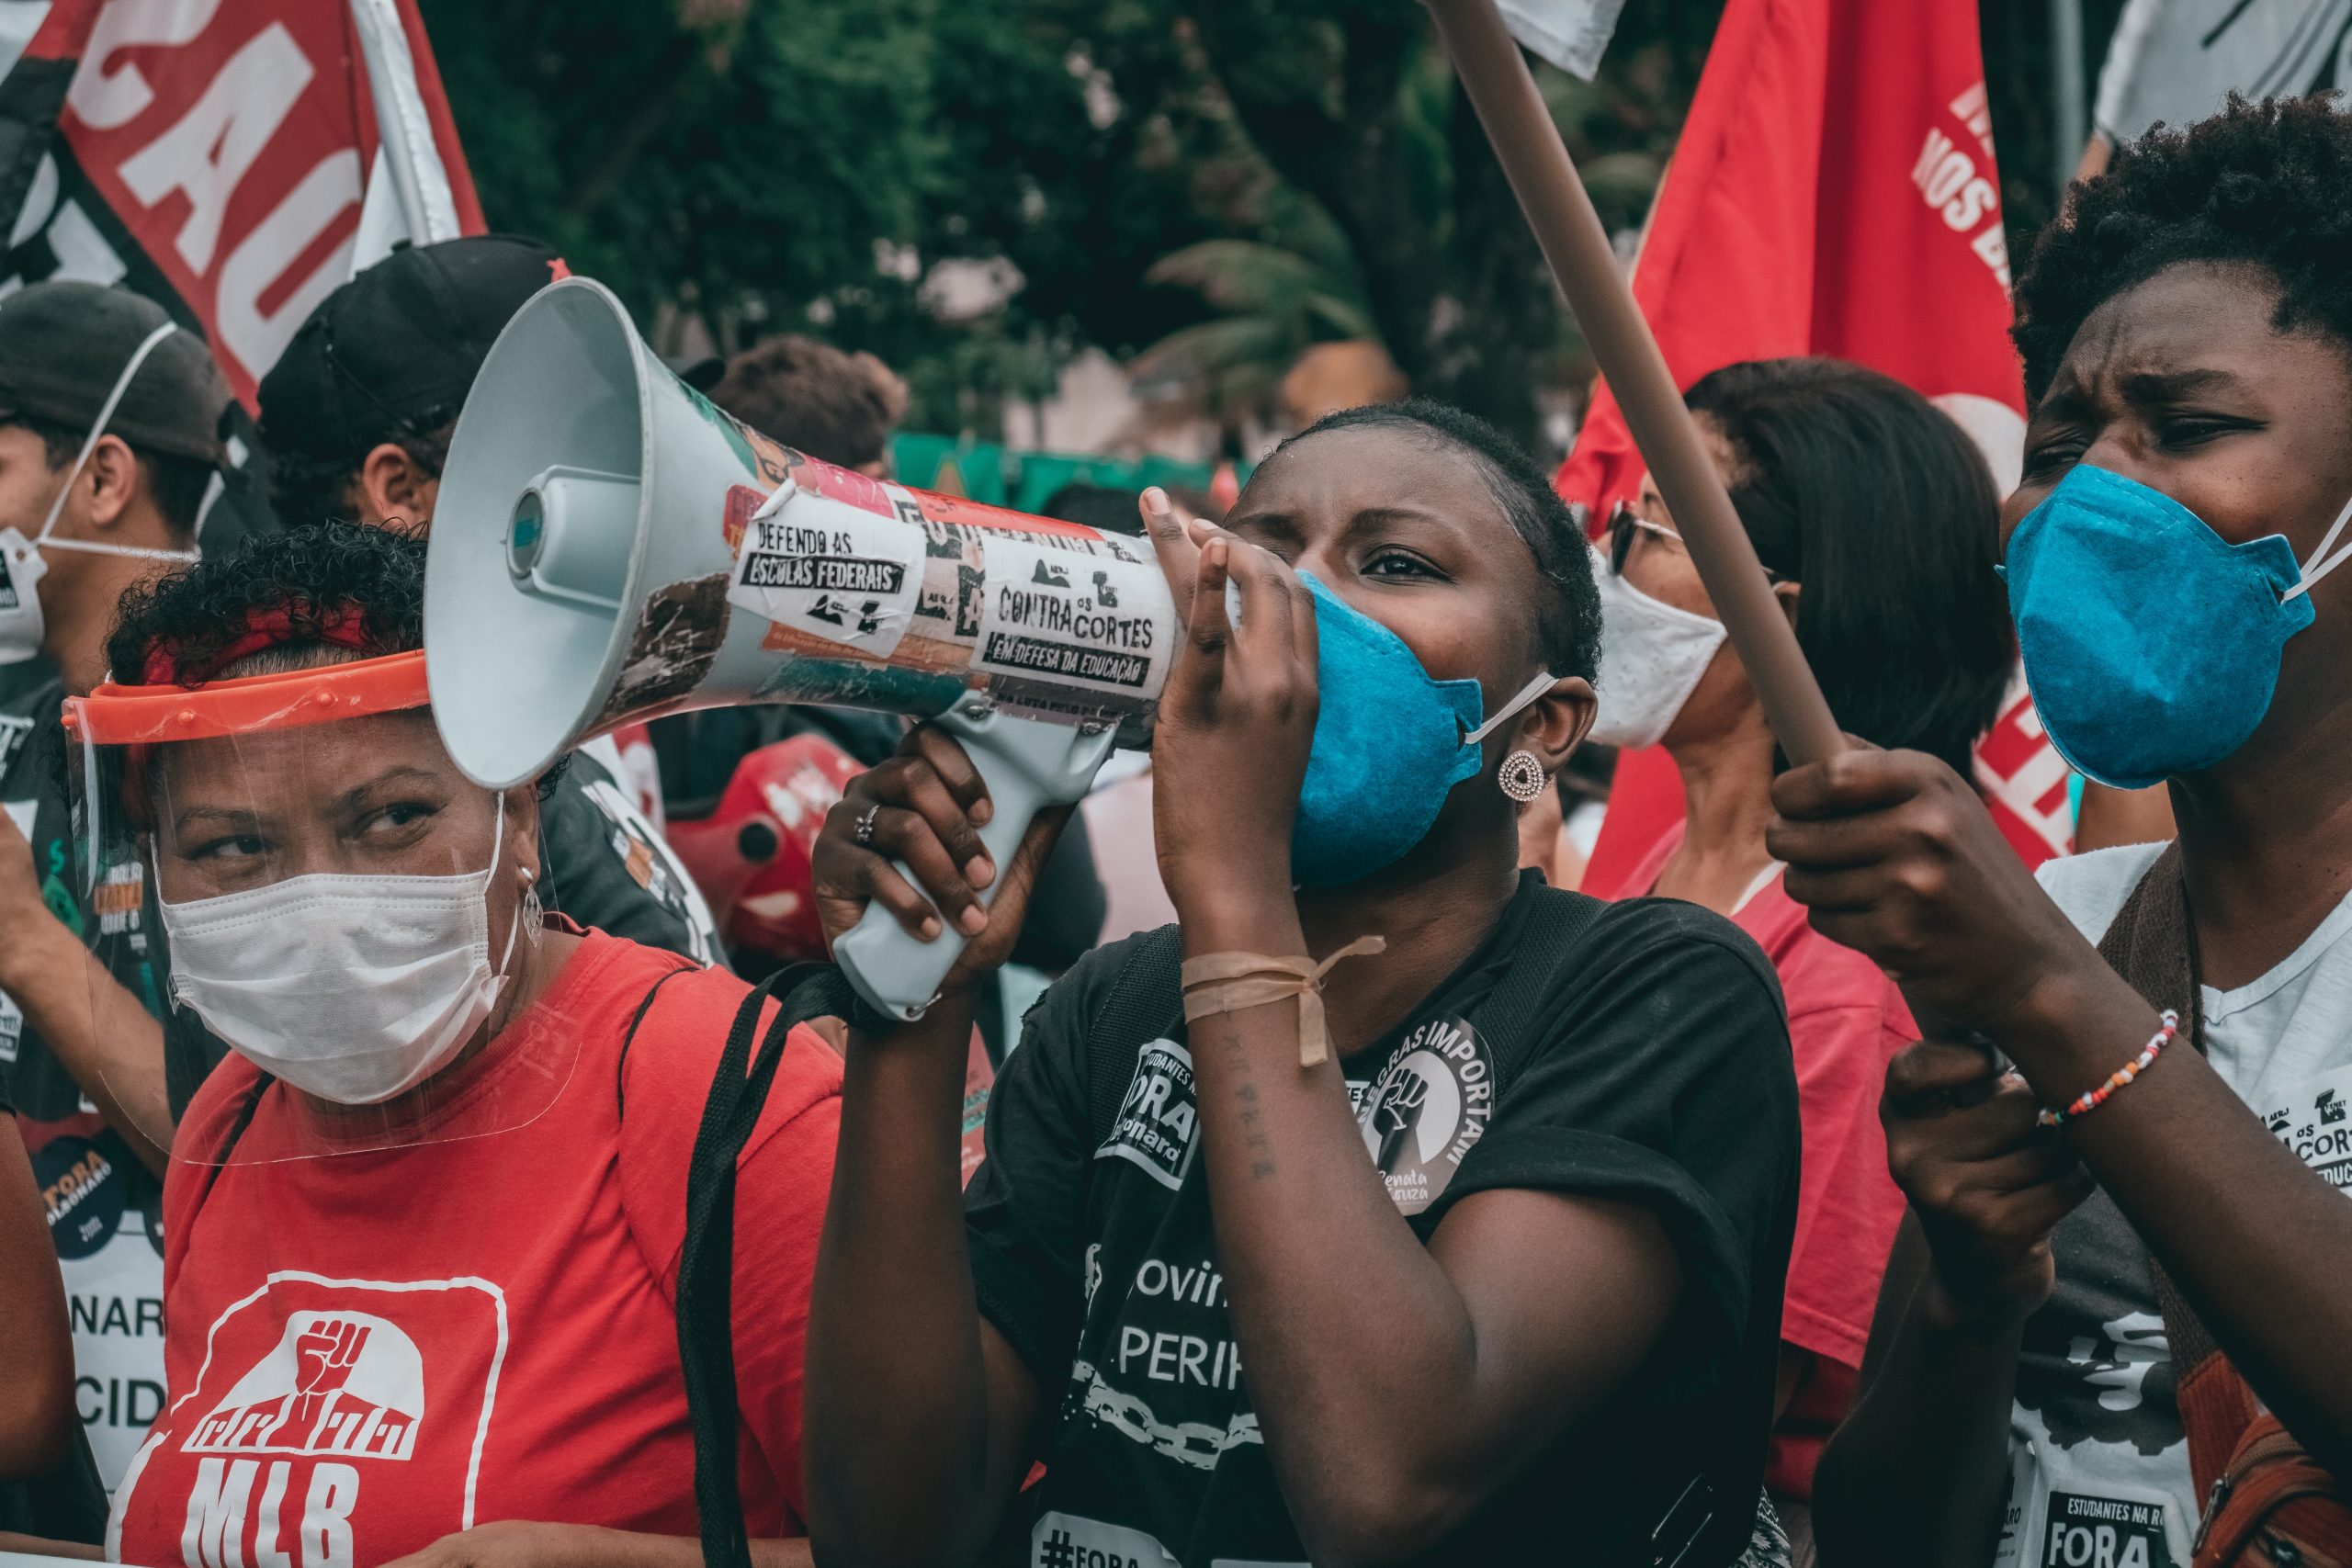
[1496,0,1626,80]
[727,490,926,659]
[975,538,1173,702]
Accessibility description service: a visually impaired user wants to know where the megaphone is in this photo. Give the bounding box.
[425,278,1178,1020]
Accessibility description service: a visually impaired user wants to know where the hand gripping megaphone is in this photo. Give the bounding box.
[425,278,1177,1020]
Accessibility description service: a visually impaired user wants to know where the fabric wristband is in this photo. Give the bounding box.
[1180,936,1385,1066]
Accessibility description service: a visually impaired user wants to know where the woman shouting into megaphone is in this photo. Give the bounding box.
[805,401,1803,1568]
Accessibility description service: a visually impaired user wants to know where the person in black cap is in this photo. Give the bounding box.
[0,281,224,675]
[259,232,570,532]
[0,281,230,1141]
[254,234,724,969]
[0,281,231,1526]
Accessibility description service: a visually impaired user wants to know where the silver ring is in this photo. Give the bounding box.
[853,804,880,846]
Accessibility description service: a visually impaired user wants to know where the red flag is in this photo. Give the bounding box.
[1561,0,2067,896]
[0,0,484,411]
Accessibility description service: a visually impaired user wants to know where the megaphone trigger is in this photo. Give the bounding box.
[833,694,1120,1021]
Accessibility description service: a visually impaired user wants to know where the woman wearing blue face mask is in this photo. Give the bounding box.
[804,400,1803,1568]
[1781,98,2352,1566]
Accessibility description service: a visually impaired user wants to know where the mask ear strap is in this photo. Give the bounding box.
[35,321,182,548]
[1464,671,1559,746]
[488,801,533,984]
[2286,491,2352,603]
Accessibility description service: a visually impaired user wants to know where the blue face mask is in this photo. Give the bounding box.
[1290,570,1555,886]
[2006,464,2352,791]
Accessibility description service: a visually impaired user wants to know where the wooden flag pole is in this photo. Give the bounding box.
[1426,0,2008,1071]
[1423,0,1848,768]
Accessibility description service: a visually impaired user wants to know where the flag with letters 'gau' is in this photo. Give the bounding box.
[0,0,482,411]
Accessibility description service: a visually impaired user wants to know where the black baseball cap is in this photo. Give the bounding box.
[256,234,570,462]
[0,281,231,465]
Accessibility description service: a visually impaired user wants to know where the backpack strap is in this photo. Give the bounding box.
[2090,843,2244,1497]
[614,960,700,1116]
[187,1067,272,1219]
[676,960,867,1568]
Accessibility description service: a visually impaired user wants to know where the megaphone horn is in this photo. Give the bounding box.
[426,277,1180,1020]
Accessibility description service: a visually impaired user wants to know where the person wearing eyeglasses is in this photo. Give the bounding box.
[1587,355,2016,1554]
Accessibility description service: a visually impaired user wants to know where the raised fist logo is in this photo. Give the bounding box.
[294,1318,370,1424]
[1372,1069,1430,1136]
[187,1307,426,1460]
[1370,1067,1431,1170]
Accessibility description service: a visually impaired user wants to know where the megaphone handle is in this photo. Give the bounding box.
[833,702,1121,1022]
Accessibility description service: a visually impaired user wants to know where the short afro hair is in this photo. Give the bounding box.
[2014,94,2352,403]
[99,521,569,827]
[707,335,907,472]
[107,519,424,686]
[1261,399,1602,682]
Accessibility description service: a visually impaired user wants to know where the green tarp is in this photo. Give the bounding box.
[888,434,1240,515]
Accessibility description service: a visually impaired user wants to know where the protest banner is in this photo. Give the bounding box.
[0,0,482,409]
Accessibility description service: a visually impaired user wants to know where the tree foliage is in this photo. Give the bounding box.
[420,0,1724,452]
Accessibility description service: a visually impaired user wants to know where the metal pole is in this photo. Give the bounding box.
[1422,0,1847,766]
[2052,0,2088,199]
[348,0,464,259]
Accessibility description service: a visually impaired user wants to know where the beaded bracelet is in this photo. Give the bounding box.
[2038,1010,2179,1129]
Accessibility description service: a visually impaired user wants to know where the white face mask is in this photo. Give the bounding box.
[0,321,201,664]
[1587,542,1727,750]
[159,810,533,1106]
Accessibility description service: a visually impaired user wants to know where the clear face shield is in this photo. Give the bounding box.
[62,650,580,1167]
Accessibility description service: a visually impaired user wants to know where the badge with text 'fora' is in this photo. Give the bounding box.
[1095,1040,1198,1191]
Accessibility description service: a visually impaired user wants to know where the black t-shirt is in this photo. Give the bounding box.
[965,874,1800,1568]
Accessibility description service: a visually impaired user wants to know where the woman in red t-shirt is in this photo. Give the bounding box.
[1582,357,2017,1551]
[78,526,836,1568]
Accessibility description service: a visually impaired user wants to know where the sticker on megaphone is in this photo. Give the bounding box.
[728,479,926,659]
[974,537,1172,698]
[718,460,1179,738]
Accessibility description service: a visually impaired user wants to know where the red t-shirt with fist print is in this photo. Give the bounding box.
[107,930,842,1568]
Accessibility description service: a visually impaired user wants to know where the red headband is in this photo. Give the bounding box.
[140,603,379,686]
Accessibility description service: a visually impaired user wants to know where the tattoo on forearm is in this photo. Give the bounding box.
[1217,1021,1278,1179]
